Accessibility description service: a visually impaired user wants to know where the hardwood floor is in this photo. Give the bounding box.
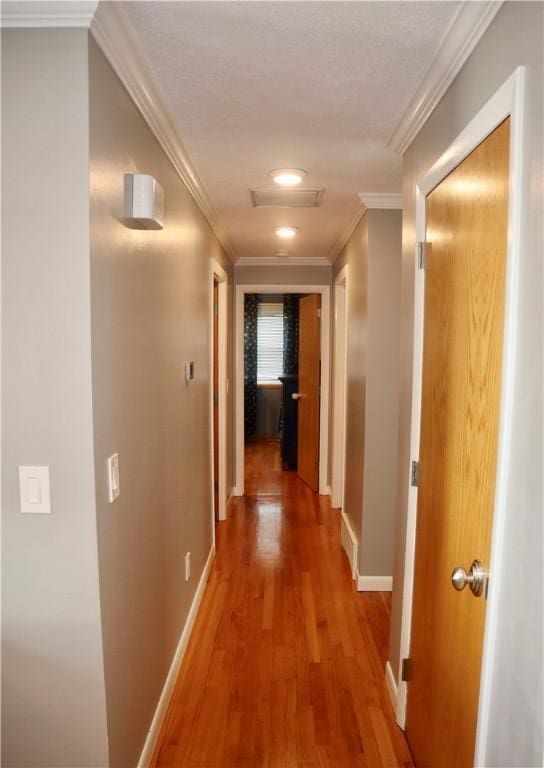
[151,441,413,767]
[244,439,283,496]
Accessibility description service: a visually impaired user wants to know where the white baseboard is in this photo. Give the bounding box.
[385,661,398,714]
[396,680,407,729]
[232,485,243,497]
[138,545,215,768]
[357,575,393,591]
[320,484,331,496]
[340,511,358,580]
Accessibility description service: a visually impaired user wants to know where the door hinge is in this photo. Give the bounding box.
[401,657,413,682]
[213,393,219,406]
[214,304,219,316]
[417,241,429,270]
[317,307,321,318]
[411,460,419,487]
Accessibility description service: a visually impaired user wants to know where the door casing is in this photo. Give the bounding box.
[234,284,331,497]
[406,118,510,767]
[210,259,229,525]
[393,67,527,767]
[331,266,348,510]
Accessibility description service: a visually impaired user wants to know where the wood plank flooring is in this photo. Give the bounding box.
[151,441,413,767]
[244,439,283,497]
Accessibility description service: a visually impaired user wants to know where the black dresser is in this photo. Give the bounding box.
[278,375,298,470]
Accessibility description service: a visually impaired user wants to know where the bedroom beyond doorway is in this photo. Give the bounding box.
[243,292,322,492]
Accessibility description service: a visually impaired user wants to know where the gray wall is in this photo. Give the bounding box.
[334,214,368,558]
[333,209,402,577]
[1,27,235,768]
[89,37,233,767]
[235,264,332,286]
[361,211,401,575]
[1,30,109,767]
[389,3,543,765]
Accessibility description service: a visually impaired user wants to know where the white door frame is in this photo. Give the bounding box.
[331,266,348,509]
[394,68,526,765]
[234,284,331,497]
[210,259,229,524]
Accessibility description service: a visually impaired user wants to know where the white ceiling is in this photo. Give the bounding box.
[120,1,461,263]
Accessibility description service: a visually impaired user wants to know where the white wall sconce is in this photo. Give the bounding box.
[124,173,164,230]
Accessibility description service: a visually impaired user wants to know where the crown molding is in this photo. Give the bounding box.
[387,1,504,154]
[328,192,402,264]
[2,0,238,262]
[358,193,403,210]
[4,0,501,263]
[235,256,331,268]
[0,1,97,27]
[328,199,366,264]
[90,2,238,263]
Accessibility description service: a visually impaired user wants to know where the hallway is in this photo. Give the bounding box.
[151,442,413,767]
[3,4,542,766]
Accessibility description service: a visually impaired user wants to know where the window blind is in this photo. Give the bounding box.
[257,302,284,383]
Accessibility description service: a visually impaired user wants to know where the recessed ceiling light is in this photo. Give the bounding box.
[270,168,307,187]
[275,226,298,239]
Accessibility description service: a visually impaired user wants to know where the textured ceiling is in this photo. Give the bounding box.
[121,1,460,262]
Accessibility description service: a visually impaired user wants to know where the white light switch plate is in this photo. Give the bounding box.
[107,453,120,503]
[19,466,51,514]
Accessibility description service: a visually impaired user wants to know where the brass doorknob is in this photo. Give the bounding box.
[291,393,302,400]
[451,560,487,597]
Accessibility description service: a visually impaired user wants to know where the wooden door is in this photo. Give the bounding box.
[297,294,321,491]
[213,281,219,519]
[406,119,510,767]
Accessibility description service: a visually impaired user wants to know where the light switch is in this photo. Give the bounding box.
[106,453,120,503]
[19,466,51,514]
[27,477,42,504]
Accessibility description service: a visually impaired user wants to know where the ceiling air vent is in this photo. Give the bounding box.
[249,188,324,208]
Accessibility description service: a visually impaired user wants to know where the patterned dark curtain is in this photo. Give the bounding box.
[283,294,300,375]
[244,294,258,438]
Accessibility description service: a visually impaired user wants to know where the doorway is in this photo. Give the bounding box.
[244,294,285,496]
[241,292,321,493]
[234,284,331,497]
[406,118,509,767]
[395,68,526,767]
